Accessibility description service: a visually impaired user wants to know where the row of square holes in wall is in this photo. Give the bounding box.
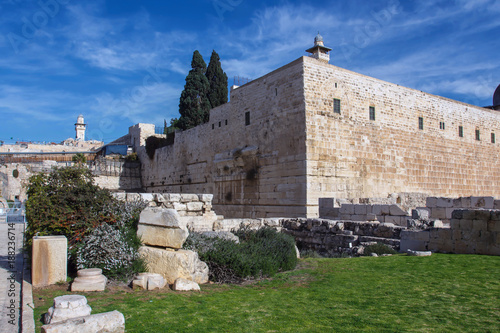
[212,112,251,129]
[419,117,495,143]
[333,98,496,143]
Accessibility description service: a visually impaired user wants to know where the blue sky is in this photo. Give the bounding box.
[0,0,499,144]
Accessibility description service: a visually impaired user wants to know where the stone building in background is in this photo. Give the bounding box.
[118,35,500,218]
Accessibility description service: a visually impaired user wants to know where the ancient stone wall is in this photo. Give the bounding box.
[132,56,500,218]
[0,158,141,200]
[114,192,219,232]
[303,56,500,216]
[134,58,308,218]
[401,209,500,255]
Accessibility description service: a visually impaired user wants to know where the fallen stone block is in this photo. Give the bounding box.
[44,295,92,325]
[406,250,432,256]
[42,310,125,333]
[412,207,430,221]
[132,273,167,290]
[139,246,208,285]
[138,207,189,249]
[172,278,201,291]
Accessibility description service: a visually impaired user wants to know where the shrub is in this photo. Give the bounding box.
[25,166,115,251]
[72,153,86,164]
[25,165,147,279]
[75,222,146,281]
[185,227,297,283]
[364,243,398,256]
[125,152,139,162]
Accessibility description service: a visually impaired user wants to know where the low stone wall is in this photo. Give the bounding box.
[90,160,142,191]
[319,201,409,226]
[425,196,500,225]
[212,217,404,256]
[401,209,500,255]
[114,193,219,231]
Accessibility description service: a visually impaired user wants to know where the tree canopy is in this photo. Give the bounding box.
[206,50,228,109]
[177,50,211,130]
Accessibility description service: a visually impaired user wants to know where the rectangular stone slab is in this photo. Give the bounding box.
[137,224,188,249]
[32,236,67,288]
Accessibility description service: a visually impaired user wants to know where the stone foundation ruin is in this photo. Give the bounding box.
[116,193,500,257]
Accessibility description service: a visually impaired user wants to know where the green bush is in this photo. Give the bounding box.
[364,243,398,256]
[25,165,147,279]
[25,166,115,251]
[185,227,298,283]
[72,153,86,164]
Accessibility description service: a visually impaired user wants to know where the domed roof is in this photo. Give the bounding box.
[314,32,323,44]
[494,84,500,106]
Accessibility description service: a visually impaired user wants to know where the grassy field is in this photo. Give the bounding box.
[33,254,500,332]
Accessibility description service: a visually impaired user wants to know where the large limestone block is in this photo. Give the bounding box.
[132,273,167,290]
[41,310,125,333]
[139,246,208,285]
[32,236,67,287]
[172,278,201,291]
[44,295,92,324]
[138,207,188,249]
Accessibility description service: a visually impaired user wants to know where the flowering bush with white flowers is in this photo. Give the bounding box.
[75,199,147,280]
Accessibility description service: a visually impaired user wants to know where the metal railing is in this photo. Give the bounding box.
[0,199,26,223]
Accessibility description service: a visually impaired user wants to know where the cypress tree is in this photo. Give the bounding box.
[178,50,211,130]
[206,50,228,109]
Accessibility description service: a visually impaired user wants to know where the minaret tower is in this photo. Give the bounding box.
[75,114,86,141]
[306,32,332,63]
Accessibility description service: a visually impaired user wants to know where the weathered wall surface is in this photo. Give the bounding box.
[401,209,500,255]
[0,159,141,200]
[136,59,308,218]
[303,56,500,216]
[133,56,500,218]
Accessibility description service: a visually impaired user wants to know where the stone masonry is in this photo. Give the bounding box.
[401,209,500,255]
[129,53,500,219]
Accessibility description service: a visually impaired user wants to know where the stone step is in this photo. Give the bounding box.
[359,236,400,247]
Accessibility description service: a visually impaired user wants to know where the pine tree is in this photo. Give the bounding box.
[206,50,228,109]
[178,50,211,130]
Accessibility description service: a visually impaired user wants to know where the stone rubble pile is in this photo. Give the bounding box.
[137,206,208,287]
[42,295,125,333]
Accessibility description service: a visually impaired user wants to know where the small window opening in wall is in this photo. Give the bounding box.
[491,133,495,143]
[439,121,445,130]
[333,98,341,114]
[219,121,221,127]
[212,124,214,130]
[458,126,463,137]
[245,112,250,126]
[335,82,337,88]
[275,88,278,96]
[476,129,480,141]
[418,117,424,130]
[225,119,228,126]
[369,106,375,121]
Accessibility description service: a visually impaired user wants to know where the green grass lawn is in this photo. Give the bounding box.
[33,254,500,332]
